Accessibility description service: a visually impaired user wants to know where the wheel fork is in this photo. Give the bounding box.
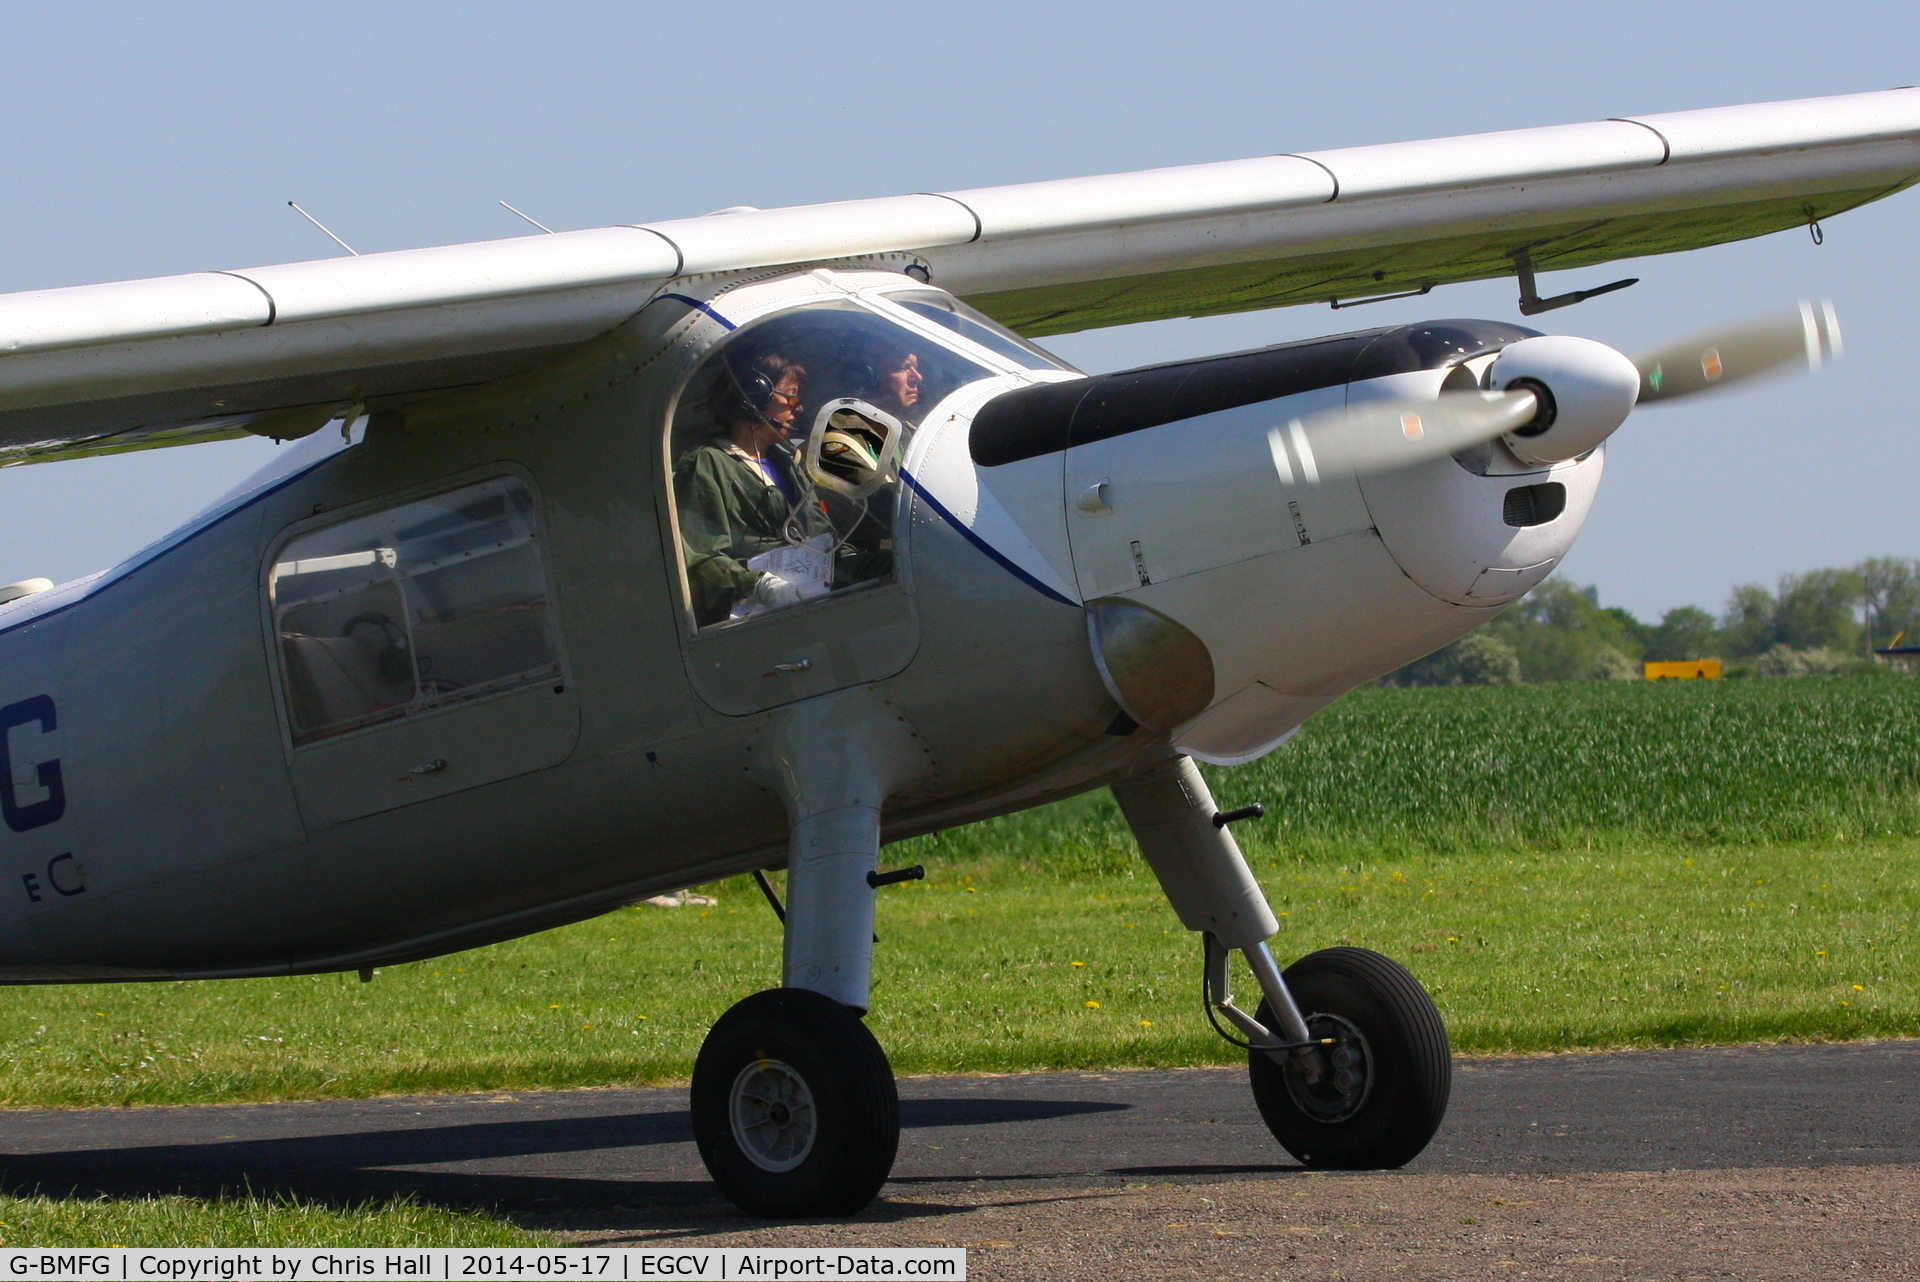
[1204,932,1323,1071]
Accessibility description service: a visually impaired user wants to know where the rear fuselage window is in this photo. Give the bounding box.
[270,476,559,744]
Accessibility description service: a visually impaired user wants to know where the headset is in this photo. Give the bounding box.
[730,356,777,414]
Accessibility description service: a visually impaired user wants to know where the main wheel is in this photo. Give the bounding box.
[691,987,899,1216]
[1248,946,1450,1169]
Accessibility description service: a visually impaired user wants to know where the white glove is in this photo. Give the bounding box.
[752,572,808,609]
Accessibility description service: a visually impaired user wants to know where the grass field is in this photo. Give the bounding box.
[0,676,1912,1110]
[0,1194,542,1247]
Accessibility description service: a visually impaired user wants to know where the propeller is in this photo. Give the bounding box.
[1630,300,1840,404]
[1270,389,1542,483]
[1274,300,1841,481]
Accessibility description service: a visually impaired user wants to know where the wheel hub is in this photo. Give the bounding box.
[1284,1013,1373,1124]
[729,1057,818,1173]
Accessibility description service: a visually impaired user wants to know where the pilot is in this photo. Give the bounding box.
[674,349,817,627]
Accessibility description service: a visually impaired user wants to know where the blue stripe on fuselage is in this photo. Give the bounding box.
[899,468,1078,609]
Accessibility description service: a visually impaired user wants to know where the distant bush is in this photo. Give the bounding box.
[1385,632,1520,686]
[1586,643,1638,680]
[1754,644,1850,677]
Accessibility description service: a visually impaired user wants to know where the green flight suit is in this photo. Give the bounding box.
[673,440,799,627]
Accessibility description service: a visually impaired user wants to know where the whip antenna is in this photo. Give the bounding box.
[499,201,555,233]
[287,202,358,255]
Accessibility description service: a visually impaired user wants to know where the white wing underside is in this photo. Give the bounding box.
[4,88,1918,465]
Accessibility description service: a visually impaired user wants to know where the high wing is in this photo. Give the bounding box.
[3,87,1916,467]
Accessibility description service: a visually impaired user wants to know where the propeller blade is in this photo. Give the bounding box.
[1276,389,1540,482]
[1631,301,1840,404]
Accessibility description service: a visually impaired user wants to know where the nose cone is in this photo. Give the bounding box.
[1486,335,1641,465]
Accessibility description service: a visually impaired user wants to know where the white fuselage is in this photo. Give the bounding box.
[0,270,1597,981]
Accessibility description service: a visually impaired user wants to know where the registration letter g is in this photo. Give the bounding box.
[1,696,65,833]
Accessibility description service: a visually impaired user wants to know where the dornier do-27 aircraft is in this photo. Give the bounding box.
[0,86,1914,1216]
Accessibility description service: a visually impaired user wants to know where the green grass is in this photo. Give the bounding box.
[1222,675,1920,854]
[0,1193,542,1246]
[0,677,1913,1108]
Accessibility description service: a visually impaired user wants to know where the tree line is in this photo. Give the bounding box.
[1387,557,1920,686]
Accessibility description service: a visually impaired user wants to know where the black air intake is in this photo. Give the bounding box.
[1502,482,1567,527]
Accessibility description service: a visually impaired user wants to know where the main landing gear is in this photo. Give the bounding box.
[1114,756,1452,1170]
[691,987,899,1216]
[692,711,908,1217]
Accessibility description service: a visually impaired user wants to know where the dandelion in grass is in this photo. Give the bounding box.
[1085,1001,1101,1009]
[1138,1020,1152,1028]
[1070,961,1085,968]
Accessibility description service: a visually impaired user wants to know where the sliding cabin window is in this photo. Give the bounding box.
[270,476,560,745]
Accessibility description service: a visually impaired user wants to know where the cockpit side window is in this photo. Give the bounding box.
[668,299,994,631]
[877,289,1077,372]
[270,476,560,744]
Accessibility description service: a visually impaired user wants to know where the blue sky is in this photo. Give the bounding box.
[0,1,1914,621]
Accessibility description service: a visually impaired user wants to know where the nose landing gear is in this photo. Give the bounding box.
[1249,946,1451,1168]
[1115,755,1453,1171]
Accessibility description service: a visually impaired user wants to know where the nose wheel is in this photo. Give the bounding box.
[691,987,900,1216]
[1249,946,1451,1169]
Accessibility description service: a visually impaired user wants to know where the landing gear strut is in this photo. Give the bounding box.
[1114,755,1452,1170]
[691,793,902,1216]
[692,691,918,1217]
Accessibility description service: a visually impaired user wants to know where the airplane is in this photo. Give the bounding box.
[0,85,1911,1218]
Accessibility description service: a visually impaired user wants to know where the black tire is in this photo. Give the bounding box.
[691,987,899,1216]
[1248,946,1450,1169]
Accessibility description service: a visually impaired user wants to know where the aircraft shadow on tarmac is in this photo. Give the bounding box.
[0,1097,1130,1217]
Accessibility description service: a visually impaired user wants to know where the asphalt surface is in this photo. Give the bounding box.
[0,1041,1914,1227]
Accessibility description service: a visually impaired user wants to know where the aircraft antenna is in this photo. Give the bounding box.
[499,201,555,233]
[287,202,358,256]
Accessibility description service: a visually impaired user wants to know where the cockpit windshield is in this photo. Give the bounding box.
[669,298,999,630]
[878,289,1076,372]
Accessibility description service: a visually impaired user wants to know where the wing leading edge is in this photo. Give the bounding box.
[2,87,1915,466]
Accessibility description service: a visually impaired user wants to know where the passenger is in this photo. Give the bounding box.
[859,341,926,424]
[805,334,918,590]
[673,350,823,627]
